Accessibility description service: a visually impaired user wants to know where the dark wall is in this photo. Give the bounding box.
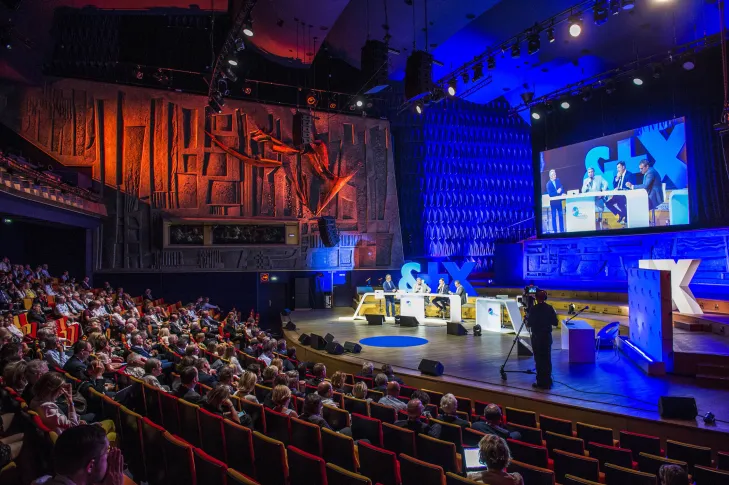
[0,219,86,278]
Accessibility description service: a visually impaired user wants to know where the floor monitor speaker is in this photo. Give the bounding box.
[659,396,698,420]
[324,333,335,343]
[298,334,311,345]
[343,341,362,353]
[285,321,296,330]
[418,359,444,376]
[310,334,327,350]
[326,341,344,355]
[398,316,419,327]
[365,314,384,326]
[447,323,468,336]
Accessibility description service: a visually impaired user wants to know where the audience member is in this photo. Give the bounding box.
[659,464,690,485]
[272,385,298,417]
[330,371,347,394]
[437,393,470,428]
[358,362,374,379]
[261,365,279,387]
[194,358,217,387]
[468,434,523,484]
[202,385,251,426]
[234,371,259,403]
[30,372,80,434]
[351,381,370,402]
[381,363,404,384]
[378,381,407,411]
[472,404,521,440]
[298,393,332,430]
[317,381,339,408]
[373,373,389,393]
[307,363,326,386]
[63,341,92,380]
[173,366,203,404]
[22,359,49,402]
[394,399,440,437]
[142,358,169,391]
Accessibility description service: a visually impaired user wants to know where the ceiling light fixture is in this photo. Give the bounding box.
[593,1,609,25]
[306,91,319,106]
[527,29,541,55]
[547,26,555,43]
[447,78,457,96]
[473,62,485,80]
[227,58,238,66]
[610,0,621,14]
[560,99,571,109]
[511,42,521,59]
[621,0,635,10]
[242,17,254,37]
[568,15,583,37]
[682,58,695,71]
[356,99,364,108]
[461,71,470,84]
[633,76,643,86]
[531,111,541,120]
[415,102,423,114]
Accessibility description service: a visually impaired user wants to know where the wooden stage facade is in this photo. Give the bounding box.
[284,308,729,454]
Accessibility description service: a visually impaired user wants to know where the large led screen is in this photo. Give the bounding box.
[538,117,688,235]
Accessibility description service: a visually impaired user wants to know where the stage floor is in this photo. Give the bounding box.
[288,308,729,434]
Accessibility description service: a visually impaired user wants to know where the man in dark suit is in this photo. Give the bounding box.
[545,169,564,233]
[194,358,217,387]
[627,159,663,210]
[605,161,636,224]
[432,278,450,318]
[63,341,92,380]
[173,366,203,404]
[472,404,522,440]
[394,399,441,438]
[27,302,47,325]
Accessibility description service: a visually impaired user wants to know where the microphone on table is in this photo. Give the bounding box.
[565,306,589,325]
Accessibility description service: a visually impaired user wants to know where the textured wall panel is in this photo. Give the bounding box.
[628,268,672,364]
[176,173,197,209]
[209,180,237,205]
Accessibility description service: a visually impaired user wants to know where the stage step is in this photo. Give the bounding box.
[696,372,729,389]
[696,363,729,378]
[673,312,729,337]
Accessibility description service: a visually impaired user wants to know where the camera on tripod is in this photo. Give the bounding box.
[519,284,540,312]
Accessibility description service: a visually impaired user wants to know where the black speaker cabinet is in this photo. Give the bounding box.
[324,333,335,343]
[310,334,327,351]
[326,341,344,355]
[405,50,434,101]
[365,314,384,326]
[447,323,468,336]
[418,359,444,376]
[343,341,362,353]
[659,396,698,420]
[318,216,340,247]
[398,316,419,327]
[284,321,296,330]
[298,334,311,345]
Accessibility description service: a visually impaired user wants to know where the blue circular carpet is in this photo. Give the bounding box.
[359,336,429,348]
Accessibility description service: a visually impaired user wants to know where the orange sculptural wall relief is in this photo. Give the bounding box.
[0,79,403,271]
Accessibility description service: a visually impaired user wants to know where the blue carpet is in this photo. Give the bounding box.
[359,336,429,348]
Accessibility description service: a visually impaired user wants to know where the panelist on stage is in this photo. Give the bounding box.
[433,278,450,318]
[382,274,397,317]
[413,277,431,305]
[605,161,635,224]
[546,169,564,233]
[626,160,663,210]
[581,167,608,227]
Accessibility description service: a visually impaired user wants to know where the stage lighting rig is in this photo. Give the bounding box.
[223,66,238,82]
[652,64,663,79]
[527,29,541,55]
[355,98,364,108]
[581,87,593,101]
[609,0,621,15]
[328,94,338,109]
[531,111,541,120]
[415,101,424,114]
[473,62,484,80]
[633,76,644,86]
[460,71,470,84]
[306,91,320,106]
[447,78,456,96]
[511,42,521,59]
[622,0,635,10]
[605,79,616,94]
[682,57,695,71]
[560,99,571,109]
[594,1,609,25]
[546,25,555,44]
[568,14,583,37]
[242,16,254,37]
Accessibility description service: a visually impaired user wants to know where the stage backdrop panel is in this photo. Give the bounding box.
[628,268,672,367]
[0,79,403,272]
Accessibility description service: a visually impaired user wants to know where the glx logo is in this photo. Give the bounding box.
[398,261,476,296]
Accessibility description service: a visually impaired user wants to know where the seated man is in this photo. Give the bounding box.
[471,403,522,440]
[298,393,332,430]
[173,366,203,404]
[306,363,326,387]
[394,399,440,438]
[436,393,470,428]
[373,373,389,393]
[63,341,92,380]
[317,381,340,408]
[378,382,407,411]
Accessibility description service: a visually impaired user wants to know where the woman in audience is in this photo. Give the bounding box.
[1,314,23,343]
[202,385,246,425]
[330,371,347,394]
[286,370,305,398]
[223,345,244,375]
[351,381,371,402]
[217,366,236,393]
[261,365,278,387]
[3,360,27,395]
[659,464,689,485]
[270,358,284,372]
[30,372,81,434]
[234,371,259,403]
[272,384,298,417]
[468,434,523,484]
[42,333,70,369]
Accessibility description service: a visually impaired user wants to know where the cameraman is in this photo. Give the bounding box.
[525,289,558,389]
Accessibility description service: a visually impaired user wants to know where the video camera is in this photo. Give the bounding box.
[520,284,540,312]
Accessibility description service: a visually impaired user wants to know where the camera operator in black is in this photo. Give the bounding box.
[525,289,558,389]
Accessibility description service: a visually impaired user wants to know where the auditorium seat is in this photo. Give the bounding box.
[254,384,271,403]
[193,447,227,485]
[264,407,291,445]
[507,422,543,446]
[119,405,146,482]
[101,394,124,439]
[162,433,195,485]
[324,404,351,431]
[508,438,550,469]
[508,459,556,485]
[429,418,465,451]
[473,400,491,418]
[399,453,446,485]
[140,418,166,485]
[344,395,370,416]
[197,407,227,462]
[587,442,635,471]
[539,415,573,437]
[177,399,201,447]
[718,451,729,471]
[552,449,600,484]
[322,427,357,472]
[619,431,662,457]
[637,452,688,477]
[226,468,260,485]
[236,396,266,433]
[367,390,385,401]
[446,472,481,485]
[223,420,256,479]
[545,431,585,456]
[604,463,657,485]
[141,383,162,425]
[325,463,373,485]
[421,389,444,406]
[370,401,398,423]
[357,441,401,485]
[158,392,182,437]
[576,422,615,447]
[666,439,712,473]
[252,431,288,485]
[417,433,460,474]
[505,407,538,428]
[463,427,487,448]
[287,445,328,485]
[382,422,416,458]
[352,413,384,447]
[455,395,473,414]
[354,375,374,387]
[290,416,323,456]
[399,385,417,398]
[563,475,602,485]
[692,464,729,484]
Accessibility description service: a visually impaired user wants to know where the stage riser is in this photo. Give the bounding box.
[673,352,729,377]
[673,314,729,337]
[285,331,729,456]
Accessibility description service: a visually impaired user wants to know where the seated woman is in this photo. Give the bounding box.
[468,434,524,485]
[350,381,371,403]
[271,385,298,417]
[233,371,259,403]
[330,371,348,394]
[203,384,252,427]
[30,372,81,435]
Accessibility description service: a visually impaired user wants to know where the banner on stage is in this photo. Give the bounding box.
[398,261,477,296]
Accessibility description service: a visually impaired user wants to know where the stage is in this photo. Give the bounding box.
[284,307,729,449]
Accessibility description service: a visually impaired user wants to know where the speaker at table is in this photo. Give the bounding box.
[310,334,327,350]
[659,396,697,420]
[366,314,384,325]
[343,341,362,353]
[298,334,311,345]
[418,359,444,376]
[326,341,344,355]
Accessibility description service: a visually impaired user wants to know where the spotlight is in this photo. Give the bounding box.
[682,58,695,71]
[431,88,446,103]
[328,94,338,109]
[547,26,555,43]
[306,91,319,106]
[133,65,144,80]
[461,71,470,84]
[511,42,521,59]
[242,82,253,95]
[621,0,635,10]
[447,78,456,96]
[355,98,364,108]
[527,24,540,55]
[703,412,716,425]
[568,15,583,37]
[234,38,246,51]
[217,78,230,96]
[581,87,593,101]
[633,76,643,86]
[227,58,239,66]
[223,66,238,82]
[242,17,254,37]
[348,104,356,111]
[560,99,570,109]
[531,111,541,120]
[486,56,496,70]
[609,0,621,14]
[473,62,484,80]
[212,90,225,107]
[415,102,423,114]
[594,1,609,25]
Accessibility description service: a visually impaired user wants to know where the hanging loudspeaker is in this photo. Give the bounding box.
[318,216,340,247]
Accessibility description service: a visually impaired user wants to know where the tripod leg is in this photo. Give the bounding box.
[500,319,529,380]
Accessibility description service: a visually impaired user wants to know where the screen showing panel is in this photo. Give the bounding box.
[538,117,688,236]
